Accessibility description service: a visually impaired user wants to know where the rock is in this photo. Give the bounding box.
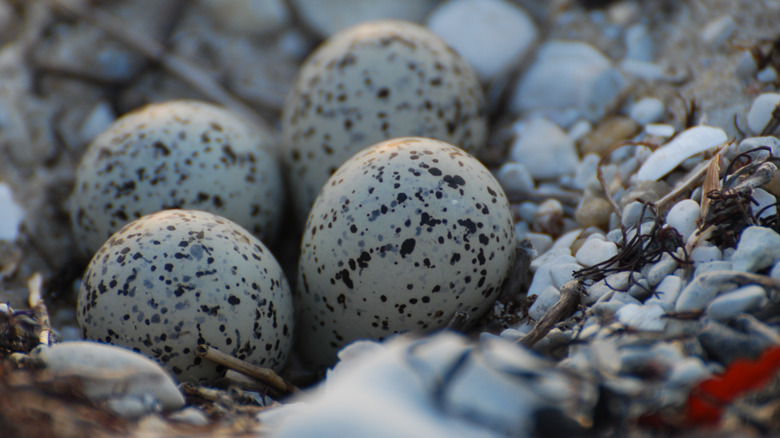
[197,0,290,35]
[567,153,600,190]
[579,116,639,156]
[645,274,683,311]
[731,225,780,272]
[496,161,535,194]
[426,0,538,82]
[529,285,561,321]
[510,40,627,123]
[34,341,185,418]
[629,97,665,125]
[751,188,776,220]
[644,252,679,287]
[690,243,722,266]
[532,199,565,236]
[574,195,612,229]
[676,271,743,313]
[707,285,768,321]
[757,66,778,83]
[524,232,553,255]
[616,303,666,331]
[509,117,579,180]
[289,0,439,38]
[698,320,775,366]
[700,15,737,48]
[747,92,780,135]
[621,200,655,228]
[665,199,700,242]
[550,263,582,289]
[635,126,728,182]
[575,236,618,268]
[0,183,24,241]
[644,123,676,138]
[624,23,653,61]
[618,59,667,81]
[666,357,711,388]
[735,136,780,159]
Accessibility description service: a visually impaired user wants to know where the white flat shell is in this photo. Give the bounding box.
[635,125,727,182]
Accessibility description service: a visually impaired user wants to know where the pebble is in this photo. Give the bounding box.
[747,92,780,135]
[510,40,627,122]
[197,0,290,35]
[568,153,601,190]
[757,66,778,83]
[644,253,679,287]
[624,23,653,61]
[567,120,592,143]
[34,341,185,418]
[770,261,780,280]
[635,126,728,182]
[731,225,780,272]
[735,136,780,158]
[694,260,733,277]
[700,15,737,49]
[751,188,776,219]
[707,285,768,321]
[644,123,676,138]
[575,195,613,229]
[629,97,665,125]
[621,200,655,228]
[532,199,565,236]
[289,0,438,38]
[616,304,666,332]
[579,116,639,156]
[645,274,683,311]
[523,232,553,255]
[496,161,535,194]
[676,271,743,313]
[665,199,700,242]
[529,285,561,320]
[550,263,583,289]
[0,182,23,241]
[698,320,775,365]
[618,59,667,81]
[575,236,618,268]
[666,357,711,388]
[690,243,722,265]
[426,0,538,82]
[509,117,579,180]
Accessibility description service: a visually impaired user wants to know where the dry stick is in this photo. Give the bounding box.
[518,280,584,348]
[196,344,297,394]
[49,0,274,135]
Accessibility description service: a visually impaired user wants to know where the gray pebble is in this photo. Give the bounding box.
[731,225,780,272]
[707,285,768,321]
[529,285,561,321]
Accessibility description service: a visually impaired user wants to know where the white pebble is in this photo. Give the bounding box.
[622,201,654,228]
[618,59,667,81]
[690,243,722,265]
[624,23,653,61]
[509,118,578,180]
[707,285,768,321]
[635,126,727,182]
[575,238,618,268]
[426,0,538,82]
[644,123,676,138]
[644,253,679,287]
[645,274,682,311]
[747,93,780,135]
[735,50,758,79]
[731,225,780,272]
[757,66,779,83]
[496,161,535,194]
[666,199,700,243]
[752,188,777,220]
[771,261,780,280]
[629,97,665,125]
[616,304,666,331]
[511,40,627,122]
[198,0,290,35]
[524,232,553,255]
[550,263,583,289]
[529,286,561,320]
[567,120,592,142]
[736,136,780,158]
[666,357,711,387]
[0,183,24,241]
[701,15,737,48]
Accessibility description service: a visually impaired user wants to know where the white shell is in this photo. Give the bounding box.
[71,100,283,256]
[635,125,727,182]
[77,209,293,383]
[296,137,515,368]
[282,20,487,223]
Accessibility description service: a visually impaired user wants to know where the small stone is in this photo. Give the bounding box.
[34,341,185,418]
[735,50,758,79]
[529,285,561,320]
[530,249,574,273]
[665,199,700,242]
[757,66,778,83]
[567,120,592,143]
[645,274,682,311]
[676,272,742,313]
[698,320,774,365]
[550,263,583,290]
[426,0,538,82]
[690,243,722,265]
[0,183,24,241]
[510,117,579,180]
[751,188,776,220]
[644,252,679,287]
[618,59,667,81]
[197,0,290,35]
[629,97,665,125]
[621,201,655,228]
[735,136,780,159]
[707,285,768,321]
[532,199,565,236]
[616,304,666,331]
[496,161,535,194]
[747,93,780,135]
[666,358,711,388]
[575,195,612,229]
[644,123,676,138]
[579,116,639,156]
[700,15,737,48]
[731,225,780,272]
[624,23,653,61]
[575,237,618,268]
[568,153,600,190]
[524,232,553,255]
[694,260,733,277]
[510,40,627,122]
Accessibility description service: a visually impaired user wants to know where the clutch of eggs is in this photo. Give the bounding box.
[296,137,516,369]
[77,209,293,384]
[70,100,283,256]
[282,20,487,224]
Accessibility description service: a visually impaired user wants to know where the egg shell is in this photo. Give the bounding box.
[282,20,487,224]
[296,137,515,369]
[70,100,283,256]
[76,209,293,384]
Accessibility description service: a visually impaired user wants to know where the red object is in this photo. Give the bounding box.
[685,345,780,425]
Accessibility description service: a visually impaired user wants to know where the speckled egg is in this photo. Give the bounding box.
[282,20,487,223]
[296,137,515,368]
[77,209,293,384]
[70,100,283,256]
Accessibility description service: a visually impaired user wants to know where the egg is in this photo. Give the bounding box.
[76,209,293,384]
[70,100,283,256]
[296,137,515,368]
[282,20,487,223]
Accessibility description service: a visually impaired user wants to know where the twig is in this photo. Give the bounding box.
[446,311,470,332]
[519,281,584,348]
[49,0,275,135]
[196,344,297,395]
